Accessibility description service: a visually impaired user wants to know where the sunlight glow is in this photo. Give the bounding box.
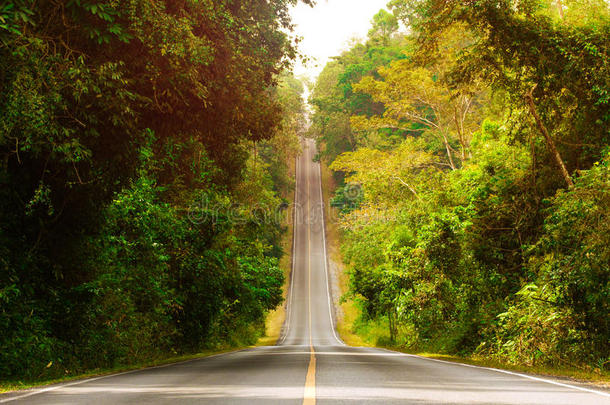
[290,0,390,79]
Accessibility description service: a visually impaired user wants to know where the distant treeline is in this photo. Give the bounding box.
[311,0,609,371]
[0,0,308,381]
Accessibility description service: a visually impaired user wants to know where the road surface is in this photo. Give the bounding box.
[2,139,609,404]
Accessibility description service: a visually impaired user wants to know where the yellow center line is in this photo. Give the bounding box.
[303,144,316,405]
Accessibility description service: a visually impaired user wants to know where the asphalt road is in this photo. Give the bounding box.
[2,139,609,404]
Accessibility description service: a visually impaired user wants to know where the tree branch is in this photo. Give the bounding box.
[525,85,573,188]
[392,176,421,200]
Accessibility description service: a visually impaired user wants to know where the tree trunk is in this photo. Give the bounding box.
[525,87,573,188]
[441,132,456,170]
[557,0,564,19]
[388,308,397,343]
[454,106,466,162]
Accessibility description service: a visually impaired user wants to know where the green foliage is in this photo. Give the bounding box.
[507,156,610,365]
[315,0,610,371]
[368,9,399,43]
[0,0,308,381]
[309,17,409,164]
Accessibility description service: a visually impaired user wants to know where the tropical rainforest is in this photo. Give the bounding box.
[311,0,609,372]
[0,0,308,381]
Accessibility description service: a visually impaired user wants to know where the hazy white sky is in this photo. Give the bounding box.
[289,0,390,79]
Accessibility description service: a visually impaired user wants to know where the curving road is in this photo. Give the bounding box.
[2,139,609,404]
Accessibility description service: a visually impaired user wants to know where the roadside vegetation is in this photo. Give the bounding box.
[0,0,308,385]
[310,0,609,377]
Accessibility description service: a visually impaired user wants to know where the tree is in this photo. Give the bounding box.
[352,24,486,169]
[368,9,399,44]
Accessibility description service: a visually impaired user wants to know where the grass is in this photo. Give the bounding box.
[397,350,610,388]
[0,347,244,394]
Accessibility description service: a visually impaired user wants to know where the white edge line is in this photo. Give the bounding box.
[377,348,610,398]
[317,143,345,346]
[0,349,248,403]
[279,146,299,345]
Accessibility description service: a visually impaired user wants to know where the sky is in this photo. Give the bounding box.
[289,0,390,80]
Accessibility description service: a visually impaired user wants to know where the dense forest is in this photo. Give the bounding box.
[0,0,307,381]
[311,0,609,371]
